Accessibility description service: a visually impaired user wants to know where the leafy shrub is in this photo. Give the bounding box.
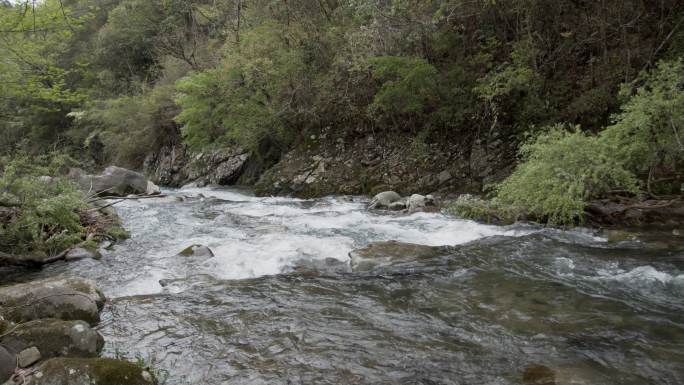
[601,59,684,178]
[0,154,86,255]
[495,59,683,226]
[496,125,639,225]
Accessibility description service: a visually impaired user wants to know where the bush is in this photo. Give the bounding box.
[495,59,683,226]
[496,125,638,226]
[0,154,87,255]
[601,59,684,179]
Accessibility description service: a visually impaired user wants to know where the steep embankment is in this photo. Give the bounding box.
[145,127,517,199]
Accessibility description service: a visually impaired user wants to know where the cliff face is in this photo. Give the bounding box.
[143,146,250,188]
[144,128,518,198]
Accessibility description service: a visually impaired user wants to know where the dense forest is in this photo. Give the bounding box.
[1,0,683,255]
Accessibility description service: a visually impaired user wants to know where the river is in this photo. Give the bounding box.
[2,187,683,384]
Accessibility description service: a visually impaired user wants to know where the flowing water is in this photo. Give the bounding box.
[2,187,683,384]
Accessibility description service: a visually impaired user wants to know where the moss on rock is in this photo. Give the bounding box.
[26,357,156,385]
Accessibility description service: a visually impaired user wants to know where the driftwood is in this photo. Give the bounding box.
[87,194,167,211]
[88,194,167,204]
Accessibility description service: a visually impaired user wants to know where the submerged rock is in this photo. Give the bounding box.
[0,277,105,325]
[522,365,556,385]
[368,191,402,210]
[25,357,157,385]
[69,166,160,197]
[177,244,214,258]
[349,241,453,272]
[0,319,104,360]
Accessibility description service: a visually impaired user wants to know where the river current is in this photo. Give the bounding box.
[2,187,683,384]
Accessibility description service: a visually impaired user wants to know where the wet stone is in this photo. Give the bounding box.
[0,319,104,361]
[177,244,214,258]
[25,357,157,385]
[0,277,105,325]
[349,241,453,272]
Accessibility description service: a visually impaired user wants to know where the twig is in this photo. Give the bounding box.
[88,194,166,204]
[88,199,124,212]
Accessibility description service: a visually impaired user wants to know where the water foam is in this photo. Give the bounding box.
[109,188,538,285]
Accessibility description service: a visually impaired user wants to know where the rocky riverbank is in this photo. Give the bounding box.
[0,167,168,384]
[145,128,517,198]
[0,277,156,385]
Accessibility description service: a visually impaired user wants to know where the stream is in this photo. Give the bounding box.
[1,187,683,384]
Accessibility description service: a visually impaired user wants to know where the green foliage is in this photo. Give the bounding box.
[495,59,683,226]
[446,194,520,225]
[0,154,86,254]
[601,59,684,176]
[175,23,304,152]
[80,82,179,168]
[368,57,439,125]
[496,125,639,226]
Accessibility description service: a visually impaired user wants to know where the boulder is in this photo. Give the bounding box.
[0,345,13,384]
[368,191,402,210]
[349,241,453,272]
[64,248,102,262]
[407,194,437,213]
[25,357,157,385]
[69,166,160,197]
[408,194,426,210]
[0,319,104,360]
[0,277,105,325]
[143,145,190,187]
[187,147,251,187]
[177,244,214,258]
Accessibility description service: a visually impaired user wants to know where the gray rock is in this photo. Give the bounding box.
[177,244,214,258]
[25,358,157,385]
[368,191,402,210]
[0,277,105,325]
[349,241,452,272]
[146,181,161,195]
[69,166,158,197]
[0,345,14,383]
[17,347,41,368]
[65,248,102,262]
[1,319,104,361]
[438,170,452,185]
[408,194,427,210]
